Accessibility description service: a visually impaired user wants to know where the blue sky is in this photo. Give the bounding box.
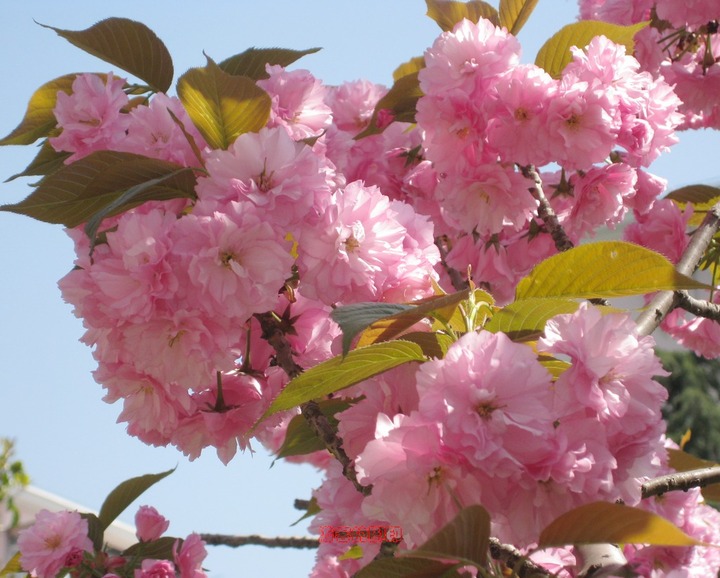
[1,2,719,577]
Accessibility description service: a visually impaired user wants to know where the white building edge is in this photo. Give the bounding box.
[1,485,137,569]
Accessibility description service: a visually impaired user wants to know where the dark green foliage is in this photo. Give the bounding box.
[656,349,720,461]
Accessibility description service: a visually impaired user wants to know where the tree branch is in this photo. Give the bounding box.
[635,200,720,337]
[255,311,371,497]
[488,538,550,578]
[519,165,574,253]
[200,533,318,549]
[674,290,720,322]
[642,466,720,499]
[435,235,468,292]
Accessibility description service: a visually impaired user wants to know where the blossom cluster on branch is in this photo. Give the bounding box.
[4,0,720,576]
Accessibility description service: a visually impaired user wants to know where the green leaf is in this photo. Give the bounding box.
[398,331,455,359]
[393,56,426,81]
[0,152,196,227]
[98,468,175,530]
[485,298,580,341]
[666,184,720,227]
[514,241,710,300]
[80,512,104,551]
[415,505,490,567]
[5,140,71,182]
[499,0,540,35]
[425,0,500,31]
[177,58,271,150]
[339,544,365,560]
[276,398,355,459]
[262,341,426,418]
[0,552,22,577]
[218,47,321,80]
[0,74,79,145]
[538,502,702,547]
[123,536,179,560]
[291,496,321,527]
[354,72,423,139]
[38,18,173,92]
[535,20,648,77]
[332,289,473,354]
[356,557,459,578]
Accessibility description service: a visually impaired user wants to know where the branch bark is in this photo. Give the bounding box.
[642,466,720,499]
[488,538,550,577]
[200,533,318,549]
[674,290,720,322]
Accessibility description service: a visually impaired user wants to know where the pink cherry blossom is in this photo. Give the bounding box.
[135,505,170,542]
[18,510,93,578]
[173,533,208,578]
[134,559,176,578]
[257,64,332,140]
[50,73,130,162]
[624,198,692,263]
[655,0,720,30]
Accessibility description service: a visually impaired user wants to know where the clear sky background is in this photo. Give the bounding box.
[1,2,719,577]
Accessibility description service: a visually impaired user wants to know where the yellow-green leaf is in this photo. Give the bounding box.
[98,468,175,530]
[355,72,423,139]
[0,151,196,227]
[261,341,426,418]
[0,74,80,145]
[535,20,648,77]
[499,0,540,35]
[425,0,500,31]
[539,502,702,547]
[39,18,174,92]
[538,355,571,379]
[415,505,490,567]
[515,241,710,300]
[0,552,22,577]
[177,59,271,149]
[219,47,321,80]
[396,331,455,359]
[485,297,580,340]
[666,184,720,227]
[393,56,426,81]
[339,545,364,561]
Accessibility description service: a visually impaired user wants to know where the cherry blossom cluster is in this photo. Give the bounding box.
[580,0,720,129]
[17,505,207,578]
[34,2,720,576]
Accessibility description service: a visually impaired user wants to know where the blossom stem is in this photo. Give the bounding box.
[519,164,574,253]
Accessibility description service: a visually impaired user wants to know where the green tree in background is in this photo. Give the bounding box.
[657,350,720,462]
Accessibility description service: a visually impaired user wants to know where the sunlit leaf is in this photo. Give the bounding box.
[0,552,22,576]
[5,140,71,182]
[666,184,720,227]
[98,468,175,530]
[515,241,710,300]
[338,290,473,353]
[0,74,79,145]
[38,18,173,92]
[291,496,321,527]
[538,502,702,547]
[485,297,580,341]
[499,0,540,35]
[219,47,321,80]
[538,355,571,379]
[425,0,499,31]
[275,398,355,459]
[535,20,648,77]
[0,152,195,228]
[339,545,364,560]
[262,341,426,418]
[393,56,426,81]
[177,58,271,149]
[354,72,422,139]
[397,331,455,359]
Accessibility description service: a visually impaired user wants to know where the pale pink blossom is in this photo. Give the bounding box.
[257,64,332,140]
[119,93,207,166]
[578,0,653,24]
[624,198,692,263]
[134,559,175,578]
[173,534,208,578]
[50,73,130,162]
[655,0,720,30]
[325,80,387,132]
[18,510,93,578]
[135,505,170,542]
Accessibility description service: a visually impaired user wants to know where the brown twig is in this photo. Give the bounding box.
[488,538,550,577]
[642,466,720,499]
[435,235,469,292]
[674,290,720,322]
[200,533,318,549]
